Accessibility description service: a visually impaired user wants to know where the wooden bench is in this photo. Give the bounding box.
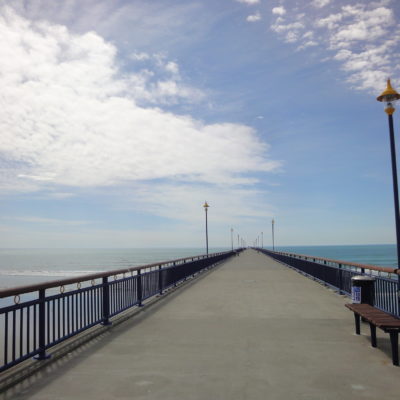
[345,303,400,366]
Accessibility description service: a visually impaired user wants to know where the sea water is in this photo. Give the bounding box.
[275,244,397,268]
[0,248,228,289]
[0,245,397,290]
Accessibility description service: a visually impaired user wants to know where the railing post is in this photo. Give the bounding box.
[34,289,50,360]
[137,269,143,307]
[338,264,344,294]
[158,265,163,295]
[173,262,177,287]
[102,277,111,325]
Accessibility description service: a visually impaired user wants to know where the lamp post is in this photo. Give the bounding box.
[261,232,263,248]
[377,79,400,311]
[272,218,275,251]
[231,228,234,251]
[203,201,210,256]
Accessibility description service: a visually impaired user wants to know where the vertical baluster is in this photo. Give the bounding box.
[12,310,16,361]
[76,293,80,331]
[33,304,37,350]
[86,289,90,325]
[46,300,50,344]
[122,279,126,309]
[35,289,49,360]
[390,280,395,314]
[62,296,66,338]
[159,265,163,295]
[96,287,99,322]
[338,264,343,294]
[27,306,30,354]
[376,280,381,309]
[4,312,8,365]
[86,290,89,326]
[118,280,121,312]
[89,289,92,324]
[79,291,83,330]
[383,281,388,312]
[97,286,100,322]
[67,296,70,336]
[19,307,23,358]
[52,299,56,343]
[57,298,60,341]
[137,269,143,307]
[130,277,134,305]
[70,295,74,334]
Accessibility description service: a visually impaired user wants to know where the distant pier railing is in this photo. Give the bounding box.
[0,250,239,373]
[258,249,400,317]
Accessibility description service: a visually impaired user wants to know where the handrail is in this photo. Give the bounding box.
[272,250,400,275]
[0,251,231,298]
[0,250,239,373]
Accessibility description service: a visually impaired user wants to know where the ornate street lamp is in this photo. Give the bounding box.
[377,79,400,311]
[203,201,210,256]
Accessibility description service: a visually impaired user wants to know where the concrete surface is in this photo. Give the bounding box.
[0,249,398,400]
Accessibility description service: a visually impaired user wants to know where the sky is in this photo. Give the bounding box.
[0,0,399,248]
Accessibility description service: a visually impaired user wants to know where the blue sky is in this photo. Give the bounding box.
[0,0,399,248]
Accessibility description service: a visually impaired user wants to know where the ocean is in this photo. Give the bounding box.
[0,247,228,290]
[0,245,397,290]
[275,244,397,268]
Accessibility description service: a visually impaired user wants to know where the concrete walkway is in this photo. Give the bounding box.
[1,249,398,399]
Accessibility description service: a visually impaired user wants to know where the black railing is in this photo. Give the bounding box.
[259,249,400,317]
[0,250,239,373]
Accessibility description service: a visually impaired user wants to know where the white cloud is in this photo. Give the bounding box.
[247,12,261,22]
[270,1,400,93]
[312,0,331,8]
[165,61,179,75]
[236,0,260,5]
[272,7,286,16]
[330,6,394,46]
[315,13,343,30]
[130,52,150,61]
[271,17,305,43]
[0,7,280,197]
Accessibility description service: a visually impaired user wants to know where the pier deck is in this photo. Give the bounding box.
[1,249,398,399]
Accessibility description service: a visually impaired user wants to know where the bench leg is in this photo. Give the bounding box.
[369,323,377,347]
[389,331,399,366]
[353,313,360,335]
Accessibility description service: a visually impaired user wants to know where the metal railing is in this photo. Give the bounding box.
[258,249,400,317]
[0,250,238,373]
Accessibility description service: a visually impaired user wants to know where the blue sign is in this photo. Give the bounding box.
[352,286,361,303]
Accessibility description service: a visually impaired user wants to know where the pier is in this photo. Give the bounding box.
[1,249,399,399]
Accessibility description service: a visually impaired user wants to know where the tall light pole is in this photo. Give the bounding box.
[261,232,263,248]
[203,201,210,256]
[231,228,234,251]
[377,79,400,311]
[237,234,239,248]
[272,218,275,251]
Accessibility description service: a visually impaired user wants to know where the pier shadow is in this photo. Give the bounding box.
[358,321,397,366]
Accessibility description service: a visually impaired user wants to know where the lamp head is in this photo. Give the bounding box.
[203,201,209,209]
[377,79,400,115]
